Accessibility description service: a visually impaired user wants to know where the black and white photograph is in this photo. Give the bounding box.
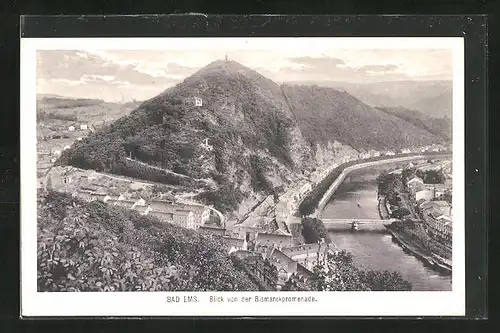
[21,37,465,316]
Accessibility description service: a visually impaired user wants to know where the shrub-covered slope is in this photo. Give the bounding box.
[37,191,259,292]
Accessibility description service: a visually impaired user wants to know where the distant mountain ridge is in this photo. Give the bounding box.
[288,80,452,118]
[376,106,452,142]
[281,84,443,150]
[60,59,449,213]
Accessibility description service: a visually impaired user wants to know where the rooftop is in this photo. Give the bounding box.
[433,200,451,207]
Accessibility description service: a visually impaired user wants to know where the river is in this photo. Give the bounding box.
[321,164,452,291]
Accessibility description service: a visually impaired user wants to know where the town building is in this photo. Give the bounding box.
[73,190,93,201]
[415,188,434,202]
[407,176,424,187]
[68,126,75,132]
[259,246,298,283]
[181,203,211,225]
[298,182,312,198]
[200,138,213,152]
[255,231,293,250]
[198,225,226,236]
[80,124,88,130]
[223,236,247,253]
[405,162,415,170]
[63,145,71,151]
[424,184,447,199]
[431,200,452,216]
[132,198,147,208]
[149,200,176,212]
[149,209,197,230]
[108,199,136,208]
[194,97,203,106]
[89,193,109,202]
[233,225,267,242]
[425,209,452,245]
[53,150,61,156]
[133,205,153,216]
[444,174,453,188]
[280,242,333,271]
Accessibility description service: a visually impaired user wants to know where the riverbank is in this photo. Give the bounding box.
[378,196,391,219]
[384,223,452,275]
[322,165,452,290]
[311,154,450,220]
[376,167,452,275]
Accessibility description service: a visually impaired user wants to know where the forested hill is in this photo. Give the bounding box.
[59,60,311,212]
[280,84,443,150]
[60,60,446,213]
[376,107,452,142]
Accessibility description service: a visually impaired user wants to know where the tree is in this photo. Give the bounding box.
[301,217,331,244]
[306,251,412,291]
[391,207,411,219]
[423,170,445,184]
[388,194,402,206]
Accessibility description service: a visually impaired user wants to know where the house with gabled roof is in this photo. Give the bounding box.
[223,236,247,254]
[133,205,153,216]
[149,200,177,212]
[132,198,147,208]
[415,188,434,202]
[407,176,424,187]
[108,199,136,208]
[265,247,299,284]
[90,193,109,202]
[281,242,333,271]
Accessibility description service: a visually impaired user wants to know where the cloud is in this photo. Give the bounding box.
[284,56,405,80]
[36,48,453,101]
[357,64,399,73]
[37,50,183,88]
[289,56,346,68]
[259,55,408,82]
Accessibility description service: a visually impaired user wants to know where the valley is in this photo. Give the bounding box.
[36,58,453,292]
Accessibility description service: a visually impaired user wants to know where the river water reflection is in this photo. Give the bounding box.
[321,165,452,291]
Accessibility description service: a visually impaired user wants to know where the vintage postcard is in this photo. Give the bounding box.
[21,37,465,316]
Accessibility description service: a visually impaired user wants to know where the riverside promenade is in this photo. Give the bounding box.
[314,155,428,220]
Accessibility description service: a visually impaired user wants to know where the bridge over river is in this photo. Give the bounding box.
[322,218,397,230]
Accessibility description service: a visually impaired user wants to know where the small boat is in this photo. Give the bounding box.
[357,202,361,208]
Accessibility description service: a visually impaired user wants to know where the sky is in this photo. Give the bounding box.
[36,41,454,102]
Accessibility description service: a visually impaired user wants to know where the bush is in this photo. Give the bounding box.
[305,250,412,291]
[391,207,411,219]
[389,221,451,259]
[37,191,259,292]
[301,217,331,244]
